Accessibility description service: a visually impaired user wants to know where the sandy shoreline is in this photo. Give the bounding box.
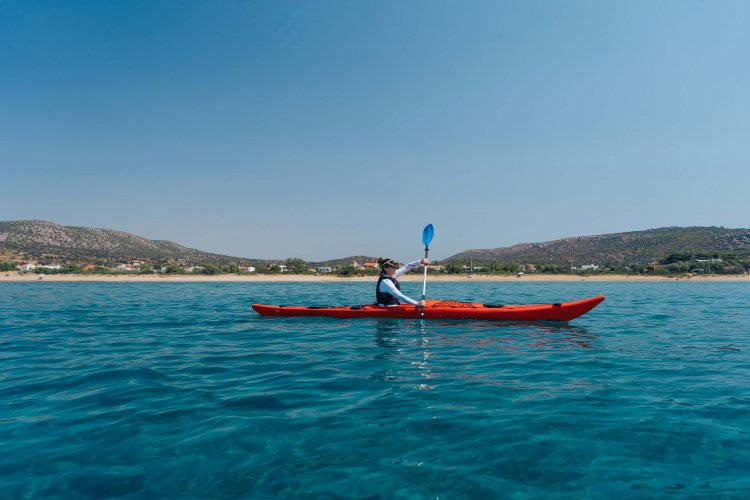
[1,272,748,283]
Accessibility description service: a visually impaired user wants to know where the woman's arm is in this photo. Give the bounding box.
[393,260,424,279]
[379,279,419,305]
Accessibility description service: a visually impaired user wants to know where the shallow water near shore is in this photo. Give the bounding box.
[2,281,749,498]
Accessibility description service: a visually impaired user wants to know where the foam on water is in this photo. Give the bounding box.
[2,282,749,498]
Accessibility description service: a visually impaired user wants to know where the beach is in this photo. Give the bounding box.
[1,272,748,283]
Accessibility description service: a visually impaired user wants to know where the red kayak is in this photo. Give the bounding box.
[252,295,605,322]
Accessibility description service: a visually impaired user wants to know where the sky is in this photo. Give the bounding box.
[1,0,749,261]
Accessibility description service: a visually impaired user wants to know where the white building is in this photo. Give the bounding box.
[580,264,600,271]
[317,266,332,273]
[114,263,137,272]
[18,263,36,272]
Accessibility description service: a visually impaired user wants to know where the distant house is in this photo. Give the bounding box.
[239,266,255,273]
[17,263,36,272]
[82,264,97,271]
[278,265,289,272]
[580,264,600,272]
[39,264,62,270]
[363,262,378,268]
[317,266,332,273]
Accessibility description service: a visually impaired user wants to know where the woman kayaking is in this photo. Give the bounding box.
[376,257,429,307]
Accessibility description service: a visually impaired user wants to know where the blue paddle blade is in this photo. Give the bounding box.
[422,224,434,247]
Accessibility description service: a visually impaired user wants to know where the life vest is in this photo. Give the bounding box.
[376,273,400,305]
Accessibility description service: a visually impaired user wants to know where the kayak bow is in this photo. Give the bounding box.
[252,295,605,322]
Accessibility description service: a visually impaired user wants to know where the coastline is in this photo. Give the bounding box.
[1,273,749,283]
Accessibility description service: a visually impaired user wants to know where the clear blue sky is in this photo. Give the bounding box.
[2,1,749,261]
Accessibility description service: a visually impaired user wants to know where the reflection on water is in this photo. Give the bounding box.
[374,319,597,351]
[373,320,407,357]
[416,319,434,391]
[371,319,599,395]
[370,321,406,386]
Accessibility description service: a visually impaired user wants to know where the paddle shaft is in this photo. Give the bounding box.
[421,246,429,316]
[421,247,429,300]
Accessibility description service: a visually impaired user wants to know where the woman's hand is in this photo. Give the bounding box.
[421,258,430,266]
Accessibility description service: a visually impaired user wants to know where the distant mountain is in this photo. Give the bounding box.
[5,221,749,269]
[446,227,750,266]
[0,220,260,265]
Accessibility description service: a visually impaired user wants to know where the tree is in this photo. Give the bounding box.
[221,264,239,273]
[163,263,183,274]
[338,264,357,276]
[445,260,466,274]
[661,252,692,264]
[0,262,16,272]
[286,258,307,274]
[61,263,82,274]
[140,263,153,273]
[200,263,222,275]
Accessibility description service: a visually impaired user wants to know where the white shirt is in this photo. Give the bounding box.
[378,260,422,305]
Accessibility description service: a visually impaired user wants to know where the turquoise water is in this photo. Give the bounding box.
[2,282,749,498]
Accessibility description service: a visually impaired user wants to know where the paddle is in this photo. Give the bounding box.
[421,224,434,316]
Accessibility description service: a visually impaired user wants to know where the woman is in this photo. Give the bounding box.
[376,257,430,307]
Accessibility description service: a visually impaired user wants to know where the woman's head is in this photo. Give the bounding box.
[378,257,398,277]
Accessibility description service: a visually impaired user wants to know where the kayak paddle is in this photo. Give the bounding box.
[421,224,434,316]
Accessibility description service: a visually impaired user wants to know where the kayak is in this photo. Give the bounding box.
[252,295,605,322]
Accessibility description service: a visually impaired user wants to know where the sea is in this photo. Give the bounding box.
[1,281,749,499]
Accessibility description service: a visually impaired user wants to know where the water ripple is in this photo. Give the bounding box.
[2,282,750,498]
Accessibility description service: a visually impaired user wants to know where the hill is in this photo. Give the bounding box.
[4,221,749,271]
[0,220,260,265]
[446,227,750,266]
